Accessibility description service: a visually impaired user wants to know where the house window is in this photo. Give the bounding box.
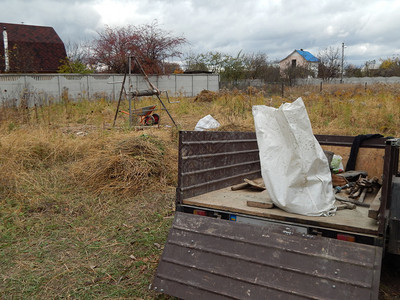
[292,59,296,68]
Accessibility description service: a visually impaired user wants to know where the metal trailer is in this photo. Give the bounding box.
[152,131,400,299]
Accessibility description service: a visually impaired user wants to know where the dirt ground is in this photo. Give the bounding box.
[380,253,400,299]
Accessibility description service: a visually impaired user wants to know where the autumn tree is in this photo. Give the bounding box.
[163,62,183,74]
[58,58,93,73]
[378,56,400,76]
[88,21,186,74]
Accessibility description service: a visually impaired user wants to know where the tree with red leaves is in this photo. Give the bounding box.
[88,21,186,74]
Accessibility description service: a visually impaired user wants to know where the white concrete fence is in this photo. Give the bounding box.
[0,73,220,107]
[296,76,400,85]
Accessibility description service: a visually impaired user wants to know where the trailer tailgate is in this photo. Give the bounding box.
[152,212,382,299]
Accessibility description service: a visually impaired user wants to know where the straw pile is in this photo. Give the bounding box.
[72,134,169,196]
[194,90,218,102]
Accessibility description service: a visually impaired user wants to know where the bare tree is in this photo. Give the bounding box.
[318,46,341,80]
[363,60,376,77]
[57,40,94,73]
[244,52,280,82]
[345,64,363,77]
[64,41,90,63]
[280,61,314,85]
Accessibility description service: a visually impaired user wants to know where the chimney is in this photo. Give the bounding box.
[3,27,10,72]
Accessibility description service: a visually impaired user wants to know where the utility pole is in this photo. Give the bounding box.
[340,42,344,84]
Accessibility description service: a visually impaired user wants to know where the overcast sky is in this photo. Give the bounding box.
[1,0,399,67]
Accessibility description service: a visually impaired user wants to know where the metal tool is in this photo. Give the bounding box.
[334,182,355,194]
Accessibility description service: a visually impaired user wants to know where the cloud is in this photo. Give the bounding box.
[0,0,399,66]
[0,0,101,42]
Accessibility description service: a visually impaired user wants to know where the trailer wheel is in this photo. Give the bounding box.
[144,115,155,126]
[152,113,160,124]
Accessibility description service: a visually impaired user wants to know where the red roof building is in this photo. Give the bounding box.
[0,22,66,73]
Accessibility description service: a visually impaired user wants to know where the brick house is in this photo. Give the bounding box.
[279,49,319,77]
[0,22,66,73]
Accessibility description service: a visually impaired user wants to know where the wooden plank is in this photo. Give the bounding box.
[230,182,249,191]
[247,200,273,209]
[231,178,265,191]
[368,187,382,219]
[246,187,273,209]
[243,178,265,190]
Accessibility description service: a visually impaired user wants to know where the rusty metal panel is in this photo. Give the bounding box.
[153,212,382,300]
[388,176,400,254]
[177,131,261,202]
[315,135,387,148]
[379,141,400,234]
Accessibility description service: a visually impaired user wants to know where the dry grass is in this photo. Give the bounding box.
[0,83,400,299]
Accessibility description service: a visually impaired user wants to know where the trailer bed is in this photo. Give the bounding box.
[152,131,397,299]
[182,185,379,235]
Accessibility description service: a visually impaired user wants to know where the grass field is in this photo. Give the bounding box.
[1,83,400,299]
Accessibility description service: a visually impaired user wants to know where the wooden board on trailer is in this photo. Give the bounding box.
[183,186,379,235]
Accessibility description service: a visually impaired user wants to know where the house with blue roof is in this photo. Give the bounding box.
[279,49,320,77]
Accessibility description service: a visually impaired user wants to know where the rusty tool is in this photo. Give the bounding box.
[349,176,379,200]
[358,188,368,204]
[335,194,370,207]
[336,202,356,210]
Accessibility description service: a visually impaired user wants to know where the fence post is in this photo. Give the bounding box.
[87,75,90,100]
[365,82,367,92]
[320,81,322,92]
[281,82,284,97]
[58,75,61,102]
[175,74,177,97]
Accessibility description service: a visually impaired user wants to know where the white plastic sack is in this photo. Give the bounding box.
[252,97,336,216]
[194,114,220,131]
